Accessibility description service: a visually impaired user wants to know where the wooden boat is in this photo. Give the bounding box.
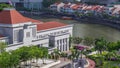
[62,16,73,20]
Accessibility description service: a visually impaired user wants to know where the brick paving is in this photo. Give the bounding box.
[87,58,95,68]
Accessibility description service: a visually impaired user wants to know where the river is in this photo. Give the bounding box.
[26,15,120,42]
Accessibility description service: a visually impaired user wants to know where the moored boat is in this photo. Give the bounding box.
[62,16,73,20]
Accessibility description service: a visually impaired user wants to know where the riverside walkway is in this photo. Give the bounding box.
[50,58,71,68]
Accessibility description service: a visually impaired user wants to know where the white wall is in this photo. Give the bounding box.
[6,24,73,52]
[0,37,8,43]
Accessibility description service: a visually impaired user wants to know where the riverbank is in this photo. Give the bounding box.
[21,11,120,30]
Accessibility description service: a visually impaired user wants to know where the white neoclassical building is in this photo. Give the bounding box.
[0,8,73,52]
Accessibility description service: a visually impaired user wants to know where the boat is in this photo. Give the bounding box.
[61,16,73,20]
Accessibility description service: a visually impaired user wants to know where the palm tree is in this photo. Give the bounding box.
[94,37,107,65]
[94,37,107,55]
[60,52,67,61]
[40,47,48,64]
[51,49,60,61]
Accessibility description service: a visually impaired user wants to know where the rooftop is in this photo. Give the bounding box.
[0,8,68,31]
[0,8,42,24]
[37,21,67,31]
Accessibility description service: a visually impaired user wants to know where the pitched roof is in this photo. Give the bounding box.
[37,21,67,31]
[25,17,43,24]
[0,9,42,24]
[71,4,80,10]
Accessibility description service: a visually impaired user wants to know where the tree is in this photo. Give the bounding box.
[13,46,31,66]
[0,52,10,68]
[42,0,59,8]
[107,42,117,52]
[105,51,116,61]
[40,47,48,64]
[83,37,94,46]
[0,42,7,53]
[0,52,20,68]
[94,37,107,55]
[60,52,67,61]
[107,41,120,52]
[94,37,107,66]
[72,37,83,44]
[9,52,20,68]
[52,49,60,60]
[0,3,13,11]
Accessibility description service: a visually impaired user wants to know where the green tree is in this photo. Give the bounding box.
[40,47,48,64]
[60,52,67,61]
[72,37,83,44]
[105,51,116,61]
[107,41,120,52]
[9,52,20,68]
[42,0,59,8]
[14,46,31,66]
[94,37,107,66]
[52,49,60,60]
[0,52,10,68]
[83,37,94,46]
[107,42,117,52]
[0,42,7,53]
[94,37,107,55]
[0,52,19,68]
[0,3,13,11]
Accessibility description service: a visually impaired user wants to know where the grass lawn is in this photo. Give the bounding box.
[102,61,120,68]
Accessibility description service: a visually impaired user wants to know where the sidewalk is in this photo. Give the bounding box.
[50,58,71,68]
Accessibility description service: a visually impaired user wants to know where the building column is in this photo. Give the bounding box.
[61,39,63,52]
[57,40,60,51]
[62,39,65,51]
[66,38,69,51]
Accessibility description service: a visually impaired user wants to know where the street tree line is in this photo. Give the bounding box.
[0,43,48,68]
[0,36,120,68]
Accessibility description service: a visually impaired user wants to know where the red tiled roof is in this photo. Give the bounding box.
[25,17,43,24]
[37,21,67,31]
[0,9,42,24]
[71,5,80,10]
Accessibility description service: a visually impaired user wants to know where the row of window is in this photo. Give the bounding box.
[37,30,69,39]
[57,38,68,45]
[57,38,68,51]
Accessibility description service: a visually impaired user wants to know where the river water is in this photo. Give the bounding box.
[27,16,120,42]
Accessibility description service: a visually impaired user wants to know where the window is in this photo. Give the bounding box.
[65,38,67,42]
[19,29,23,42]
[14,30,19,42]
[60,39,62,44]
[26,32,30,38]
[49,36,55,47]
[63,39,65,44]
[57,40,59,45]
[32,27,36,37]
